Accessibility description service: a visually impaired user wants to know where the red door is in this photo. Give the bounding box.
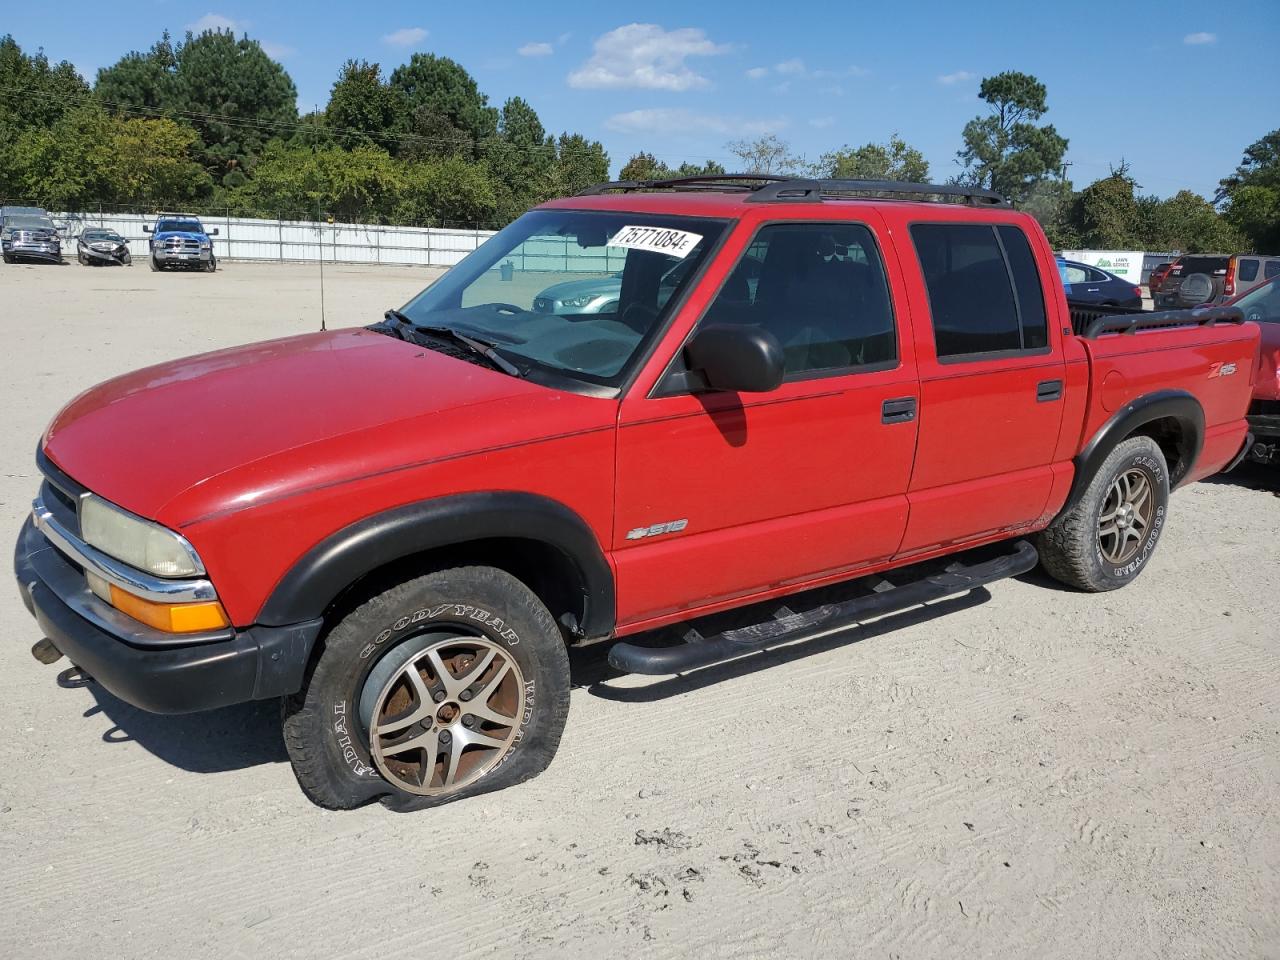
[612,216,921,632]
[894,217,1067,556]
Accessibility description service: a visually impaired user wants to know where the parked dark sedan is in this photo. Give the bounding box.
[1057,258,1143,309]
[76,228,132,266]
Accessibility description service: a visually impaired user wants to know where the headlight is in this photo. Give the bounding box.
[199,241,211,249]
[561,295,596,308]
[80,495,203,577]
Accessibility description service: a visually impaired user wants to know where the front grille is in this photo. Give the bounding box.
[37,449,88,536]
[162,238,201,253]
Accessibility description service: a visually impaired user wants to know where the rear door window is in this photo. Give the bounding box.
[1237,258,1259,283]
[1264,260,1280,281]
[910,223,1048,359]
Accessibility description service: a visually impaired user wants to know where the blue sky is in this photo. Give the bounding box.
[8,0,1279,198]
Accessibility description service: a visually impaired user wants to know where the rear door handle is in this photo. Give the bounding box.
[1037,379,1064,402]
[882,396,917,424]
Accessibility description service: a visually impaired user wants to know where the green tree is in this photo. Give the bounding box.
[484,96,555,221]
[97,29,298,186]
[0,35,89,129]
[325,60,406,150]
[813,134,929,181]
[1217,130,1280,252]
[397,155,498,224]
[94,32,176,113]
[618,153,726,181]
[957,71,1068,205]
[1135,191,1245,253]
[6,103,210,208]
[726,134,802,175]
[390,54,497,158]
[551,133,609,196]
[1070,163,1140,248]
[168,30,298,184]
[229,142,403,221]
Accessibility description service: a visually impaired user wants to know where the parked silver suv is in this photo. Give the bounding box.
[1155,253,1280,309]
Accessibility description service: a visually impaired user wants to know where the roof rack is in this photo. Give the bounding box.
[576,175,1008,207]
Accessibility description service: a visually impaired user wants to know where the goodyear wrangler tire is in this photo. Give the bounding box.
[282,566,570,812]
[1038,436,1170,592]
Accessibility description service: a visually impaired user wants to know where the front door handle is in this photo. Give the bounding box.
[882,396,917,424]
[1037,379,1064,402]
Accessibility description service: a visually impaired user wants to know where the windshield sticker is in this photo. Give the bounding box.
[608,225,703,260]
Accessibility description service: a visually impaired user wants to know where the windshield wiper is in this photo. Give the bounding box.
[382,309,524,378]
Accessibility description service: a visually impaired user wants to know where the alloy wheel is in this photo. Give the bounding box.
[1097,467,1154,565]
[367,636,525,796]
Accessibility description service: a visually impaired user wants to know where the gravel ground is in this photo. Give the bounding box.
[1,260,1277,959]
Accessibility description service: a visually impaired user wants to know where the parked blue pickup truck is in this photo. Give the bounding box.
[143,214,219,272]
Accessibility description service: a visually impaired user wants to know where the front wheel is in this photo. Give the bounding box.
[1038,435,1170,591]
[149,256,162,272]
[282,566,570,811]
[204,255,216,273]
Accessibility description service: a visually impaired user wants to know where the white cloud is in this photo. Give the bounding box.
[383,27,428,47]
[518,41,554,57]
[260,41,296,60]
[775,58,806,75]
[746,66,769,79]
[937,70,974,85]
[605,107,786,137]
[1183,31,1216,44]
[568,23,728,91]
[809,116,836,128]
[187,13,245,33]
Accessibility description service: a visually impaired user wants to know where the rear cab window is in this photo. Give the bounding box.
[909,222,1048,360]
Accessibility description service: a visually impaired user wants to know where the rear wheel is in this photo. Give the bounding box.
[1038,435,1169,591]
[282,566,570,811]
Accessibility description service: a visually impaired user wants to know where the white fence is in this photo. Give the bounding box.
[53,211,498,267]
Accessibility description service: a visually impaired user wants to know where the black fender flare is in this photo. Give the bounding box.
[1063,389,1204,513]
[255,492,615,638]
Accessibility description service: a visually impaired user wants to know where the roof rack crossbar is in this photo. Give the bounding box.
[576,175,1009,207]
[745,179,1008,206]
[577,174,792,196]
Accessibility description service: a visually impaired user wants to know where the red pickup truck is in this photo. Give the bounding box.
[15,176,1259,812]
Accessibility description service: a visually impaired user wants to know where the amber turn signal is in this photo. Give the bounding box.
[108,584,231,633]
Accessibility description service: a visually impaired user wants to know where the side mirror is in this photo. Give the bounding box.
[685,324,784,393]
[142,225,153,233]
[207,228,220,236]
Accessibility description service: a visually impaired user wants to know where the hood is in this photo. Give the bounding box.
[43,329,607,526]
[154,230,207,241]
[536,275,622,302]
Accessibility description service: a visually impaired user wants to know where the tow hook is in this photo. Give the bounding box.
[30,638,63,665]
[56,667,94,689]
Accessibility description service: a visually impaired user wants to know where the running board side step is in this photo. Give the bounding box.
[607,540,1039,675]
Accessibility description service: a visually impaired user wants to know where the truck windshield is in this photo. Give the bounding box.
[157,220,202,233]
[398,209,726,387]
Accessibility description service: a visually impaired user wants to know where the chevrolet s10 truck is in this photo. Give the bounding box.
[15,176,1259,811]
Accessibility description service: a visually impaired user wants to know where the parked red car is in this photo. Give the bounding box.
[1227,275,1280,463]
[1147,259,1177,296]
[15,177,1259,811]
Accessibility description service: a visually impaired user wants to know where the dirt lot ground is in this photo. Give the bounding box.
[1,260,1277,959]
